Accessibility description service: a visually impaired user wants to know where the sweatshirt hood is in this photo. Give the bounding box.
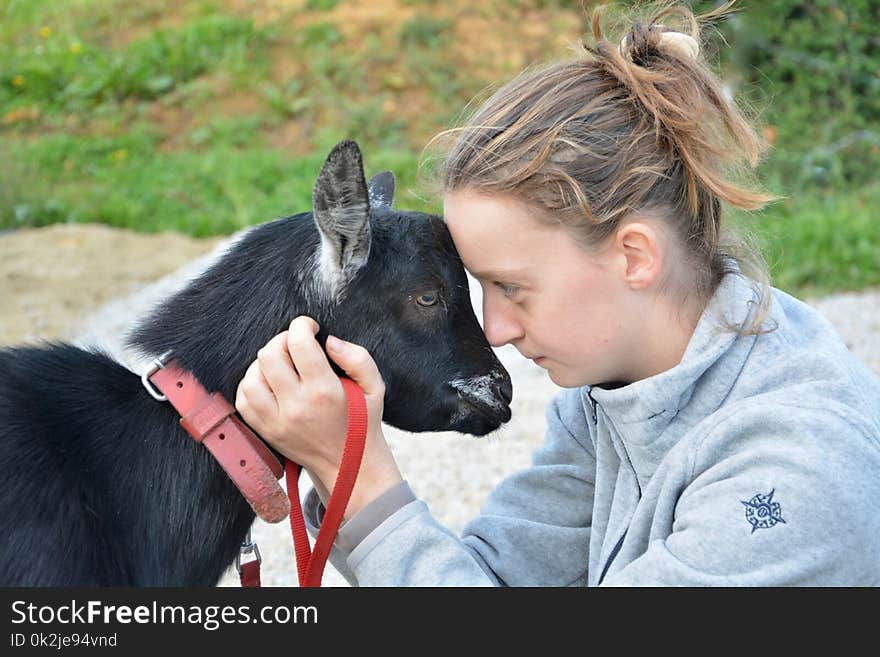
[583,268,762,485]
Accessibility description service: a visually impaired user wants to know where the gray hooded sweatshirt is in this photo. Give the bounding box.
[303,269,880,586]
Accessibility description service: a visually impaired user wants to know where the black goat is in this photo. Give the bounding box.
[0,141,512,586]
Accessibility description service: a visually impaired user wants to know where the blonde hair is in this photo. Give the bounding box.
[427,0,782,334]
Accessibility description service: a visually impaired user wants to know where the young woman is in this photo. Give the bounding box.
[234,2,880,585]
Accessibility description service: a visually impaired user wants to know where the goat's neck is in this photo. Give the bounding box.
[126,219,322,401]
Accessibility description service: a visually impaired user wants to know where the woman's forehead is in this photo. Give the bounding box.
[443,191,548,237]
[443,191,572,277]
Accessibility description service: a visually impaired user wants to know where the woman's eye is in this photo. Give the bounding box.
[416,291,439,307]
[495,282,520,297]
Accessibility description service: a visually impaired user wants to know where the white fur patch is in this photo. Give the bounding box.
[449,372,507,413]
[317,229,345,298]
[314,204,370,301]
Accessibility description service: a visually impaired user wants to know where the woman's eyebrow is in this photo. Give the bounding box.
[468,267,531,281]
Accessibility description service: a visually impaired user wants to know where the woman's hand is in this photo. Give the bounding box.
[235,316,403,520]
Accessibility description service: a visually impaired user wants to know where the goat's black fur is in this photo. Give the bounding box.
[0,141,512,586]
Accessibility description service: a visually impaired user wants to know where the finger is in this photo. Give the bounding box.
[286,316,333,381]
[325,335,386,398]
[257,330,301,402]
[236,359,279,421]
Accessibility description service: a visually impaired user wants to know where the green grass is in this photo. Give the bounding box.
[0,13,267,117]
[746,183,880,297]
[0,127,433,237]
[1,0,878,300]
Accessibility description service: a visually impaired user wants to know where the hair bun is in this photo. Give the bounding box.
[658,30,699,61]
[619,25,700,63]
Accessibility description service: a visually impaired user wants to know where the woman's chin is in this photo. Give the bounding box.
[546,366,582,389]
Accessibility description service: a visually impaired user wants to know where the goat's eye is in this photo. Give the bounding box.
[416,291,439,307]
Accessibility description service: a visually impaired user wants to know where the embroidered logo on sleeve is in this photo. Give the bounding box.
[740,488,786,533]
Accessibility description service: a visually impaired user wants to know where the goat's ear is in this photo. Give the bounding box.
[367,171,395,209]
[313,141,371,292]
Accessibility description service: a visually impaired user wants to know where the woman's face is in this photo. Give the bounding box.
[444,190,638,388]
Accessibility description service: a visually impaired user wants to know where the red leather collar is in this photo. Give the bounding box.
[147,358,290,524]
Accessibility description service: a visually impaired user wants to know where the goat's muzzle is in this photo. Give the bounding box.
[447,370,513,436]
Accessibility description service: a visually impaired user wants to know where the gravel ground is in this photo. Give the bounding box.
[60,229,880,587]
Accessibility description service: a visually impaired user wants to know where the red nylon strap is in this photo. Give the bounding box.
[151,362,290,524]
[286,377,368,587]
[239,560,261,588]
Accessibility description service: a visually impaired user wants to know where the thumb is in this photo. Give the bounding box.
[325,335,385,398]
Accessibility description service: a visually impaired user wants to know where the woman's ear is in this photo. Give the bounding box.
[614,220,664,290]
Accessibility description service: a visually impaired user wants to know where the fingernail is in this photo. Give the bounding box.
[326,335,345,353]
[290,316,319,332]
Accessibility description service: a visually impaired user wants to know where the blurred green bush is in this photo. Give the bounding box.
[703,0,880,190]
[0,0,877,294]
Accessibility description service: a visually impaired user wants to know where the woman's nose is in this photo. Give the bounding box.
[482,295,524,348]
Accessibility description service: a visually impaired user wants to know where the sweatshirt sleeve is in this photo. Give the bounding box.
[302,482,416,586]
[304,387,597,586]
[600,401,880,586]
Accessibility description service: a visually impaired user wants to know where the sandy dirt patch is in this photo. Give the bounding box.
[1,224,223,346]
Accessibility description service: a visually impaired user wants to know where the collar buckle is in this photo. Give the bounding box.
[141,350,173,401]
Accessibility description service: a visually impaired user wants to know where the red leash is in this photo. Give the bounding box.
[144,354,368,588]
[285,377,368,587]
